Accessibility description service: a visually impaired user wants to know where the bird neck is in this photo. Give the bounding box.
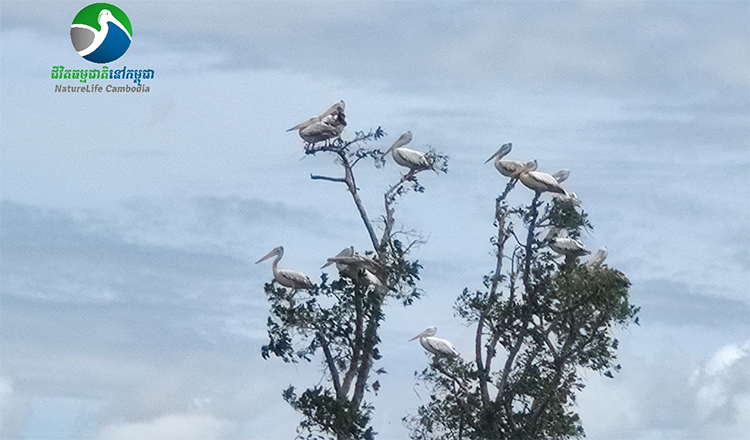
[271,254,282,275]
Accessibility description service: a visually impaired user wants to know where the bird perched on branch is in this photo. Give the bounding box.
[256,246,315,290]
[485,143,527,178]
[544,228,591,258]
[322,246,386,289]
[409,326,459,358]
[511,160,569,196]
[384,131,435,172]
[288,101,347,145]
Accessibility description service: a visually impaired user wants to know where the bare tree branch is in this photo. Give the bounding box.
[311,174,347,184]
[318,327,343,398]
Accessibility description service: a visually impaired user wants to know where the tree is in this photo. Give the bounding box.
[260,126,449,440]
[403,177,640,440]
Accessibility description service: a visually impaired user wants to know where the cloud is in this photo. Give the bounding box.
[97,414,237,440]
[2,2,747,95]
[578,339,750,440]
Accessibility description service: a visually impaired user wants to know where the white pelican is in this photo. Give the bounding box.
[512,160,569,196]
[586,247,608,268]
[287,100,345,132]
[384,131,435,172]
[299,111,347,144]
[484,143,527,177]
[322,247,386,289]
[256,246,315,289]
[409,326,459,358]
[545,228,590,257]
[551,169,570,183]
[70,9,132,63]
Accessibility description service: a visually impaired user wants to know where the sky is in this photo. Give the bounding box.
[0,1,749,439]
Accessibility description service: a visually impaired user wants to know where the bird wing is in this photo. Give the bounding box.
[300,121,339,142]
[70,25,96,52]
[424,337,459,357]
[496,159,525,177]
[329,255,383,272]
[527,171,567,195]
[279,269,314,289]
[552,238,590,255]
[363,270,385,289]
[395,147,431,169]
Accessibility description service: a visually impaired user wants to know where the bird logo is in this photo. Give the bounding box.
[70,3,133,64]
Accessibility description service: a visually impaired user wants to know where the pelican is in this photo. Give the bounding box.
[512,160,569,196]
[545,228,590,257]
[70,9,132,63]
[298,111,347,145]
[409,326,459,358]
[384,131,435,172]
[256,246,315,289]
[287,100,345,132]
[586,247,608,268]
[484,143,527,177]
[322,247,386,288]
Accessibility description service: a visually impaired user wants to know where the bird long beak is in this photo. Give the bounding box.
[408,329,428,341]
[484,143,511,164]
[255,249,277,264]
[320,259,335,269]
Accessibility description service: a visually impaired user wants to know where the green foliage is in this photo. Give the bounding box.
[262,127,448,439]
[284,386,375,440]
[406,184,639,440]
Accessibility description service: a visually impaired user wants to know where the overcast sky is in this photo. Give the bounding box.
[1,1,749,439]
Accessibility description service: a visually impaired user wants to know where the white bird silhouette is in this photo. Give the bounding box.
[384,131,435,172]
[485,143,527,177]
[409,326,459,358]
[322,247,386,289]
[512,160,569,196]
[299,112,347,144]
[545,228,591,257]
[256,246,315,289]
[586,247,608,268]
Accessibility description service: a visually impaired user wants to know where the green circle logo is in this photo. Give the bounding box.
[70,3,132,64]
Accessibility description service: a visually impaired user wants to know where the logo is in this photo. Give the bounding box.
[70,3,132,64]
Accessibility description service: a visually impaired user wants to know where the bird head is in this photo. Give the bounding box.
[98,9,114,25]
[409,326,437,341]
[337,111,347,126]
[385,131,412,154]
[484,143,512,164]
[321,246,354,269]
[256,246,283,264]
